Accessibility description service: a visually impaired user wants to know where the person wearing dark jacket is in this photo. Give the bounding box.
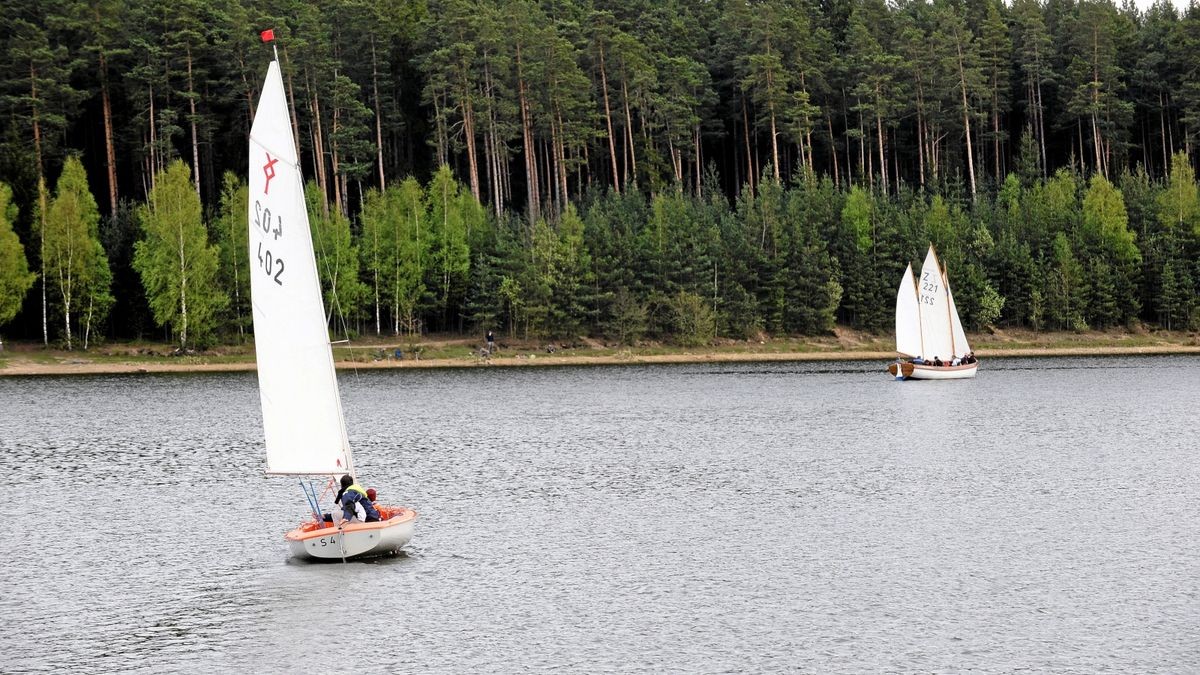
[333,474,380,522]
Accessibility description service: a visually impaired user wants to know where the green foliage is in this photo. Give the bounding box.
[1080,174,1140,325]
[2,0,1200,345]
[607,287,647,345]
[1158,153,1200,235]
[133,160,225,349]
[1046,232,1088,331]
[842,187,873,254]
[305,181,365,336]
[425,166,472,330]
[669,290,715,347]
[43,157,111,349]
[212,173,249,340]
[0,183,35,326]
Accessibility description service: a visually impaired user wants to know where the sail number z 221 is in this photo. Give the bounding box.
[920,271,938,305]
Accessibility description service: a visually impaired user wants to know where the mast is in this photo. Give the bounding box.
[914,266,925,358]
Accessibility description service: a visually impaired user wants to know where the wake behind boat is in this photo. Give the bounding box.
[888,245,979,381]
[249,32,415,560]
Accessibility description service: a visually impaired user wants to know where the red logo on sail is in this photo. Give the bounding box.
[262,153,278,194]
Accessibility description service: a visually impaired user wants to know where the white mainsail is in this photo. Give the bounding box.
[249,60,353,476]
[894,263,922,357]
[917,246,953,361]
[944,270,971,358]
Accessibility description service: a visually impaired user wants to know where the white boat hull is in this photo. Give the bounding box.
[285,508,416,560]
[900,362,978,380]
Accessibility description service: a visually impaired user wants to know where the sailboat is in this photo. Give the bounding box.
[248,33,416,560]
[887,245,979,380]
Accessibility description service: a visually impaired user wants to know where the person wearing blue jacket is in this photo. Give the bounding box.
[333,474,380,522]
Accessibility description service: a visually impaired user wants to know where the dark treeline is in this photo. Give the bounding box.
[0,0,1197,349]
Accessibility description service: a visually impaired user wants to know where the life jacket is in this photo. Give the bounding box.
[341,483,380,521]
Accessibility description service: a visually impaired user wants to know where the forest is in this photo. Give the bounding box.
[0,0,1198,350]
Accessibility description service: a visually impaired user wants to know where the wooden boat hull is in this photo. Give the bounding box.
[888,361,978,380]
[285,507,416,560]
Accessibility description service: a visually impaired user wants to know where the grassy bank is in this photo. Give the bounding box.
[1,327,1197,377]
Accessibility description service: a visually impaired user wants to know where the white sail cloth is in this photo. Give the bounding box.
[249,61,353,476]
[895,245,971,361]
[894,264,922,357]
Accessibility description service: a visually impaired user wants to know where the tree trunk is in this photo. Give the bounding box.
[622,77,638,185]
[556,109,569,208]
[858,106,868,188]
[742,96,754,193]
[916,85,926,189]
[769,104,781,181]
[485,57,506,215]
[187,46,201,197]
[876,108,887,194]
[827,113,840,187]
[841,93,854,186]
[372,230,380,336]
[178,219,189,349]
[599,43,620,193]
[1035,72,1047,178]
[308,73,330,218]
[1090,30,1105,179]
[516,43,539,222]
[460,71,480,202]
[955,37,977,200]
[371,38,386,191]
[38,180,48,346]
[148,83,158,195]
[97,71,119,212]
[992,95,1001,181]
[331,97,343,216]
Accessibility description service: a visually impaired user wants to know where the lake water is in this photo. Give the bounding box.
[1,356,1198,673]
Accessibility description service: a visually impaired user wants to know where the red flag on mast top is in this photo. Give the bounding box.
[260,29,275,43]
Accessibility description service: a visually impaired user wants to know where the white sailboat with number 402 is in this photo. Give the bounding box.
[248,31,415,560]
[887,245,979,380]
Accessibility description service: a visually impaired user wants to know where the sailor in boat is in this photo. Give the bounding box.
[334,474,381,523]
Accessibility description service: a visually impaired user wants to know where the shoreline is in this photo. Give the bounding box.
[2,343,1198,377]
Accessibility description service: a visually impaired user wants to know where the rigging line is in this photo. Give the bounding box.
[299,478,321,521]
[309,193,361,383]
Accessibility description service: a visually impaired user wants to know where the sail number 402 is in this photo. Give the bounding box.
[257,241,285,285]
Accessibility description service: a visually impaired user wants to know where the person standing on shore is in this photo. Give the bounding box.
[486,330,496,355]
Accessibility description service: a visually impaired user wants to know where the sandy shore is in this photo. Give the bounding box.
[2,344,1197,377]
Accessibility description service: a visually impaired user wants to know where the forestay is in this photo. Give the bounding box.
[248,60,353,476]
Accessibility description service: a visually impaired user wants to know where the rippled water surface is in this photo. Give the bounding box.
[2,356,1198,673]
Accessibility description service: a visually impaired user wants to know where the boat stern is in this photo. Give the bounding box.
[887,361,915,380]
[285,508,417,560]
